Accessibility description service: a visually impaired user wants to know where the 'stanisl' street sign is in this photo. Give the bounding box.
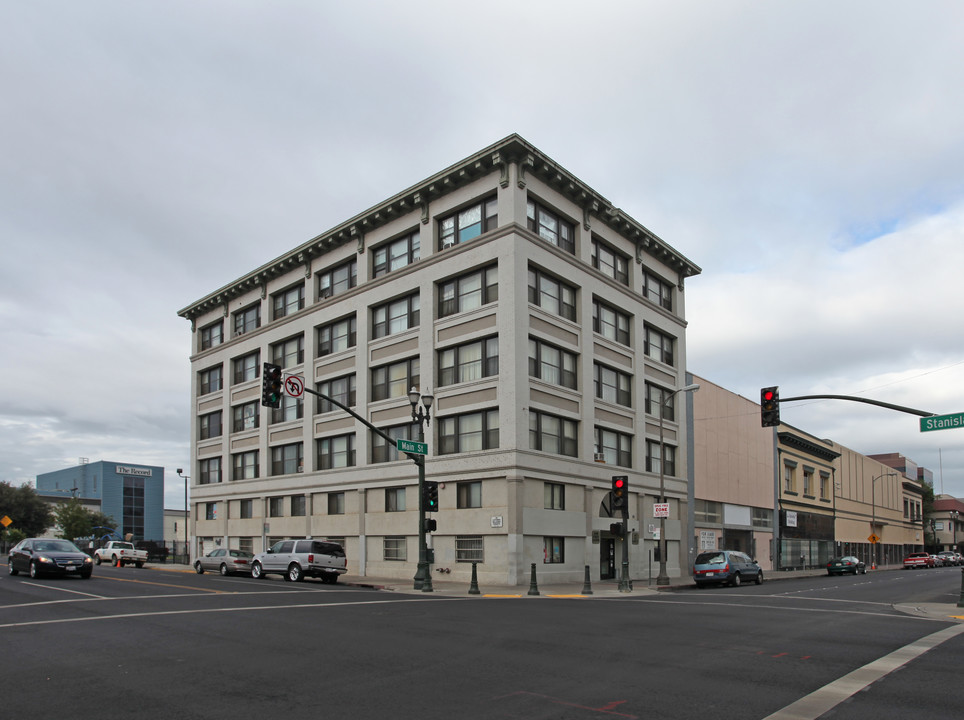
[396,439,428,455]
[920,412,964,433]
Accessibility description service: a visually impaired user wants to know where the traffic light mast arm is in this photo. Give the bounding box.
[779,394,937,418]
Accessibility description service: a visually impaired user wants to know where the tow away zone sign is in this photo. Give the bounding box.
[920,412,964,433]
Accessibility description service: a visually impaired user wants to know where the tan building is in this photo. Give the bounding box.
[178,134,702,586]
[929,495,962,553]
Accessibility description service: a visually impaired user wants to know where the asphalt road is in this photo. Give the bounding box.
[3,564,963,720]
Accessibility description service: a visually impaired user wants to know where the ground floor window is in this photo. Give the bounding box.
[544,536,564,563]
[384,536,407,561]
[456,535,484,563]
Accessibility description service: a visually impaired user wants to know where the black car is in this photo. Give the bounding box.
[8,538,94,579]
[826,556,866,576]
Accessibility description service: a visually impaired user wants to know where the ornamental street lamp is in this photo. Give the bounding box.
[409,387,434,592]
[870,472,897,570]
[656,383,699,586]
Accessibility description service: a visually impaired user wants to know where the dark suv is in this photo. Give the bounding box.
[251,539,347,583]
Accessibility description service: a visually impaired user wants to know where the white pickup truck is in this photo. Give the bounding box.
[93,541,148,568]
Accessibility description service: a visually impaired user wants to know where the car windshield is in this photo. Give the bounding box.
[37,540,81,553]
[695,552,726,565]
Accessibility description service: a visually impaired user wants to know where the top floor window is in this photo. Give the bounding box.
[318,259,357,300]
[372,293,419,339]
[643,270,673,311]
[528,266,576,321]
[233,304,260,337]
[373,230,420,277]
[592,239,629,285]
[527,199,575,254]
[200,321,223,351]
[438,265,498,318]
[439,197,497,249]
[272,283,305,320]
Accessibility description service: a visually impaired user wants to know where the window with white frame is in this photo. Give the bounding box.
[385,487,406,512]
[233,304,260,337]
[456,535,484,563]
[439,196,497,249]
[372,293,419,339]
[373,230,420,277]
[232,451,258,480]
[233,351,260,385]
[594,363,631,407]
[595,427,632,468]
[232,400,259,432]
[544,482,565,511]
[529,411,578,457]
[371,358,419,402]
[384,537,407,561]
[200,320,223,351]
[591,238,629,285]
[316,374,356,414]
[272,283,305,320]
[643,270,673,311]
[438,264,498,318]
[438,337,498,387]
[527,199,575,254]
[270,443,303,476]
[317,315,356,357]
[528,337,577,389]
[439,410,499,455]
[593,299,631,346]
[317,258,357,299]
[457,481,482,508]
[646,440,676,476]
[199,365,222,395]
[644,325,675,366]
[317,434,355,470]
[528,266,576,321]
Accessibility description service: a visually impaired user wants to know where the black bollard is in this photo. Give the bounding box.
[468,561,481,595]
[958,568,964,609]
[581,564,593,595]
[527,562,540,596]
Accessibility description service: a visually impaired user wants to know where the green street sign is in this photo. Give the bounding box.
[920,412,964,433]
[396,439,428,455]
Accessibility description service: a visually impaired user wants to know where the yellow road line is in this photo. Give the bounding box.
[100,575,226,594]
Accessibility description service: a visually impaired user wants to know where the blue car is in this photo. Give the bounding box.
[693,550,763,588]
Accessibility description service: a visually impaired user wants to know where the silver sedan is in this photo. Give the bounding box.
[194,548,254,576]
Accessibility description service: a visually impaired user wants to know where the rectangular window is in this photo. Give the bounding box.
[646,440,676,476]
[318,259,357,299]
[595,363,631,407]
[233,304,261,337]
[199,457,221,485]
[317,434,356,470]
[544,482,565,511]
[528,337,577,389]
[328,492,345,515]
[291,494,306,517]
[271,394,304,424]
[199,365,223,395]
[694,500,722,524]
[644,325,675,366]
[529,410,577,457]
[527,199,575,254]
[199,411,222,441]
[438,337,498,387]
[372,293,419,339]
[456,481,482,509]
[317,315,357,357]
[371,423,421,463]
[820,474,830,500]
[316,374,356,414]
[270,443,303,476]
[596,427,633,468]
[384,537,407,561]
[371,358,419,402]
[272,283,305,320]
[803,469,814,496]
[232,401,260,432]
[385,487,406,512]
[232,451,259,480]
[205,502,217,521]
[593,299,631,346]
[439,409,499,455]
[751,507,773,529]
[592,238,629,285]
[233,351,260,385]
[439,196,497,249]
[438,265,498,318]
[373,230,420,277]
[268,496,284,517]
[544,536,565,564]
[645,383,677,421]
[643,270,673,311]
[200,321,223,351]
[784,465,795,493]
[456,535,484,563]
[240,499,253,519]
[528,266,576,321]
[271,335,305,369]
[122,477,145,539]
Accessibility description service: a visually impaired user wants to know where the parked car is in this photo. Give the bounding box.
[8,538,94,579]
[826,556,866,575]
[903,552,935,569]
[693,550,763,588]
[194,548,255,576]
[251,539,347,583]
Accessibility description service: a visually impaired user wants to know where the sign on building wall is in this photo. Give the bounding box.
[115,465,152,477]
[786,511,798,528]
[699,530,716,550]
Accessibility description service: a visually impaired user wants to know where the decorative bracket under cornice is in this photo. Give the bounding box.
[351,224,365,254]
[415,192,429,224]
[517,153,534,189]
[493,151,508,188]
[583,201,599,231]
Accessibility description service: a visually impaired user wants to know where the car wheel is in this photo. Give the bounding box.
[29,561,39,579]
[219,564,229,576]
[135,562,143,568]
[80,570,92,579]
[251,561,264,579]
[194,562,204,574]
[755,571,763,585]
[731,573,741,587]
[8,560,18,576]
[288,564,303,582]
[112,555,120,567]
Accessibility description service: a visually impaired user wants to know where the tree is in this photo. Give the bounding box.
[0,481,52,537]
[53,497,93,541]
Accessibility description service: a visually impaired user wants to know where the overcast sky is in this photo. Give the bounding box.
[2,1,963,511]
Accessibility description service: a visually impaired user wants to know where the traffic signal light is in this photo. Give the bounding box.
[609,522,624,536]
[262,362,283,408]
[422,481,439,512]
[761,386,780,427]
[611,475,628,519]
[424,518,437,533]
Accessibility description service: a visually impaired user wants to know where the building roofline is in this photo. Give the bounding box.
[177,133,701,322]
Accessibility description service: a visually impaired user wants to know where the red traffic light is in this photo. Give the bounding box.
[613,478,625,490]
[762,390,775,402]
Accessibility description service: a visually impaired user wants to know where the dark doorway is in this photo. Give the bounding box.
[600,538,616,580]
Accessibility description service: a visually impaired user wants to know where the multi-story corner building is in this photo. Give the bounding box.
[177,135,702,585]
[930,495,964,552]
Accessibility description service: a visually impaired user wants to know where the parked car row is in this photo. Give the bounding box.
[903,551,963,569]
[194,539,348,583]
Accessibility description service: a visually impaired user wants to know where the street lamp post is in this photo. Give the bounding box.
[951,510,959,552]
[176,468,189,564]
[870,472,897,570]
[409,387,434,592]
[656,383,699,586]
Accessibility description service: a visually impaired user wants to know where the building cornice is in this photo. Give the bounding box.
[777,431,841,463]
[177,134,701,322]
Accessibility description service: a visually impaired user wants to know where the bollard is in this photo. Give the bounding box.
[581,564,593,595]
[468,561,481,595]
[527,562,540,596]
[958,568,964,609]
